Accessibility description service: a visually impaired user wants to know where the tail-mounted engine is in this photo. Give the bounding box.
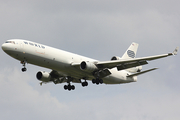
[80,61,98,72]
[127,66,142,73]
[111,56,121,60]
[36,71,52,82]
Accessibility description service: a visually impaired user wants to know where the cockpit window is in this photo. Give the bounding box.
[5,41,15,44]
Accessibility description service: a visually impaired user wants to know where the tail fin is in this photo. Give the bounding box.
[122,42,139,59]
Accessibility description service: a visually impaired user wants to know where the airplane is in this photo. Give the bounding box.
[1,39,179,91]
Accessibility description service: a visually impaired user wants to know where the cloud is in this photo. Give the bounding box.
[0,67,67,120]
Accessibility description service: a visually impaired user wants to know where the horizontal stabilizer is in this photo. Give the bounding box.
[127,68,158,77]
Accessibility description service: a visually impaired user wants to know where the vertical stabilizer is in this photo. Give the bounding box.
[122,42,139,59]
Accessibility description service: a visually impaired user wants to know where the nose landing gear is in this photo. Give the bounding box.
[22,67,27,72]
[21,61,27,72]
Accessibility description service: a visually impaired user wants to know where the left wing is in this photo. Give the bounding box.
[96,47,178,70]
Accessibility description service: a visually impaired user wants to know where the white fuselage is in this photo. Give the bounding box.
[2,39,137,84]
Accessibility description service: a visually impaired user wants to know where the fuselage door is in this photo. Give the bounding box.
[20,42,24,49]
[19,41,25,53]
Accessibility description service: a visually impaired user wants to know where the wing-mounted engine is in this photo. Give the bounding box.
[111,56,121,60]
[80,61,98,72]
[36,71,52,82]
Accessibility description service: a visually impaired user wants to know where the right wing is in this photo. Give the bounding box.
[70,47,178,78]
[96,47,179,71]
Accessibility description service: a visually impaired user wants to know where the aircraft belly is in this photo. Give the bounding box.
[57,67,94,80]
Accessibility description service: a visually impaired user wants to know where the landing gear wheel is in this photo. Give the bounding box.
[64,84,75,91]
[82,81,88,87]
[99,79,103,84]
[96,81,99,85]
[71,85,75,90]
[85,81,88,86]
[92,79,96,84]
[21,61,27,72]
[96,78,100,85]
[64,85,68,90]
[92,78,103,85]
[82,82,86,87]
[68,84,71,91]
[22,68,27,72]
[68,87,71,91]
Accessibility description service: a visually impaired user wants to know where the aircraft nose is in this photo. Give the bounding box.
[1,43,9,51]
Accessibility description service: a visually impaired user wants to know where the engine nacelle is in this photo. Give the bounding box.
[80,61,98,72]
[137,66,142,72]
[36,71,52,82]
[111,56,121,60]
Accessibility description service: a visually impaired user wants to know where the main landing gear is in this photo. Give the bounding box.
[92,78,103,85]
[82,80,88,87]
[63,77,76,91]
[64,83,75,91]
[21,61,27,72]
[63,79,88,91]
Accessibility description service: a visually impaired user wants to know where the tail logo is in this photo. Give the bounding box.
[127,50,135,58]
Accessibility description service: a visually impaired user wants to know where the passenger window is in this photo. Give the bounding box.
[24,41,28,44]
[29,43,34,46]
[41,46,45,49]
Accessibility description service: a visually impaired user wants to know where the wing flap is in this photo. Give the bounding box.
[94,68,111,78]
[117,60,148,71]
[50,70,63,79]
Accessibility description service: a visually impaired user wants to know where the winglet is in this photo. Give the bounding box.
[173,47,179,55]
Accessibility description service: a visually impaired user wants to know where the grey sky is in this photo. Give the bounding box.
[0,0,180,120]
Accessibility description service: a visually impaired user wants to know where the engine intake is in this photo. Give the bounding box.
[111,56,121,60]
[36,71,52,82]
[80,61,98,72]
